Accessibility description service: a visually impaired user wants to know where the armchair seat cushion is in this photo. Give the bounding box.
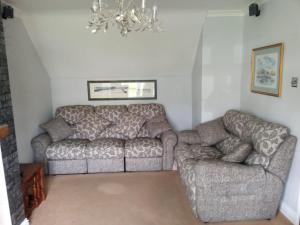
[46,139,89,160]
[125,138,163,158]
[175,143,223,165]
[86,138,125,159]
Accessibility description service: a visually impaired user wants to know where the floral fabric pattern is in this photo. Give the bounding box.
[69,112,111,141]
[55,105,94,125]
[245,151,270,168]
[86,138,125,159]
[98,125,127,139]
[223,110,254,138]
[128,104,166,120]
[109,112,146,139]
[46,139,89,160]
[125,138,163,157]
[137,125,151,138]
[95,105,128,123]
[252,121,289,157]
[216,134,243,155]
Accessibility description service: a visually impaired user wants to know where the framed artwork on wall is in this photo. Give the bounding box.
[251,43,284,97]
[87,80,157,100]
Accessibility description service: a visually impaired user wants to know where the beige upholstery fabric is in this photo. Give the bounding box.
[86,138,124,159]
[196,119,229,146]
[125,138,163,158]
[40,117,73,142]
[55,105,94,124]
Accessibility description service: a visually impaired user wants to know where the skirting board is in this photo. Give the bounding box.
[280,203,298,225]
[20,218,29,225]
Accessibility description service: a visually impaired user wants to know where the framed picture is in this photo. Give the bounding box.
[87,80,157,100]
[251,43,284,97]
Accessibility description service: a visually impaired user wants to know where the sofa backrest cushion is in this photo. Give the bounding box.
[128,104,166,121]
[95,105,128,123]
[55,105,94,125]
[223,110,255,138]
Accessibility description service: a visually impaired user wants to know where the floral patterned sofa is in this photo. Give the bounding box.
[175,110,297,222]
[31,104,177,175]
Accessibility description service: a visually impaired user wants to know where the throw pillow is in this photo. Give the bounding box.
[196,118,229,146]
[40,116,73,142]
[252,121,289,157]
[216,134,242,155]
[177,130,202,145]
[71,112,111,141]
[245,151,270,168]
[222,143,252,163]
[145,115,172,138]
[110,112,146,139]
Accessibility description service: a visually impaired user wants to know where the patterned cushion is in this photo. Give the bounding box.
[245,151,270,168]
[109,112,146,139]
[95,105,128,123]
[98,125,127,140]
[40,117,73,142]
[86,138,124,159]
[223,110,254,138]
[125,138,163,158]
[178,130,201,145]
[46,139,88,160]
[190,145,223,160]
[55,105,94,125]
[252,121,289,157]
[145,116,172,138]
[69,112,111,141]
[137,125,151,138]
[128,104,166,120]
[222,143,252,163]
[241,117,262,143]
[196,119,229,146]
[216,134,243,155]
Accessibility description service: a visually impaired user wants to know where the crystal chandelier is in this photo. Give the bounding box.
[86,0,163,37]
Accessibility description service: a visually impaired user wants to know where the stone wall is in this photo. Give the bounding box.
[0,14,25,225]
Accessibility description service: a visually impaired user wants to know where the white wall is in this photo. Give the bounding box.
[241,0,300,223]
[201,16,244,122]
[4,18,53,163]
[19,10,205,130]
[192,32,203,127]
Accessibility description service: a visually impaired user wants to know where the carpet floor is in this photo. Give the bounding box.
[30,171,291,225]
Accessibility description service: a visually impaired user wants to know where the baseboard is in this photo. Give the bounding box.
[280,203,298,225]
[20,218,29,225]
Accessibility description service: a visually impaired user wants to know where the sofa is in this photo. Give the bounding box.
[31,104,177,175]
[175,110,297,222]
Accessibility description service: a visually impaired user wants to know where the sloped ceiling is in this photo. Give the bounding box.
[6,0,247,79]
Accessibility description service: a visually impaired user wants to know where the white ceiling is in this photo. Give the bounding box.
[7,0,248,12]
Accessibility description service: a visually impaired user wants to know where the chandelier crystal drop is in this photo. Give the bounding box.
[86,0,163,37]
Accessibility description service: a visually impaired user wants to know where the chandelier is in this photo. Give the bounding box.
[86,0,163,37]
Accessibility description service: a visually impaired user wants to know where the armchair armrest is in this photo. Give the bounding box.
[161,130,177,170]
[31,133,52,174]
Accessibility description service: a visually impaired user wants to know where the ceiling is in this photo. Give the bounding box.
[7,0,248,12]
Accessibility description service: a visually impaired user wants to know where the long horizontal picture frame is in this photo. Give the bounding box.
[87,80,157,101]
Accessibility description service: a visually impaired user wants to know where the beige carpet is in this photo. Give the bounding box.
[30,171,291,225]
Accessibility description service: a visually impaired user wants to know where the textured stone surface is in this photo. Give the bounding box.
[0,14,25,225]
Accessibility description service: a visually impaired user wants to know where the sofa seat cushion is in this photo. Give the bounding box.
[46,139,89,160]
[175,143,223,169]
[86,138,125,159]
[125,138,163,158]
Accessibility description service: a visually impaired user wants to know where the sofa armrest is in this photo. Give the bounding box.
[31,133,52,174]
[161,130,177,170]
